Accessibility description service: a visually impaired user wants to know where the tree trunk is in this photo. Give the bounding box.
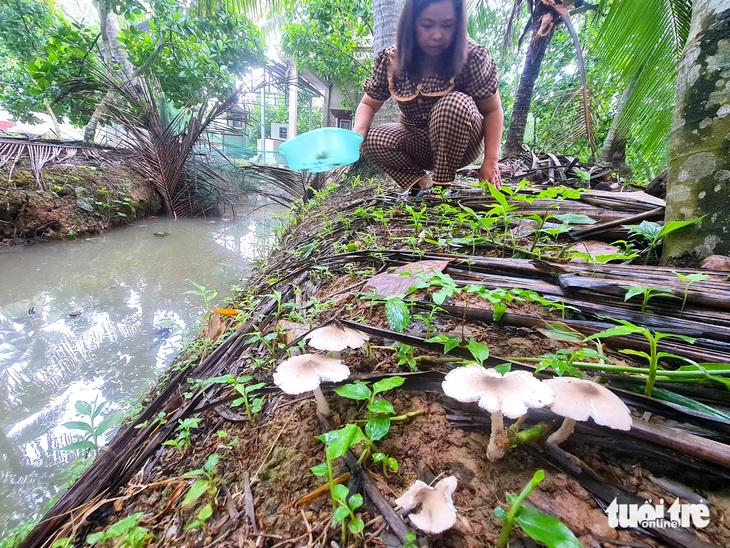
[83,0,136,144]
[503,14,557,155]
[663,0,730,262]
[372,0,401,123]
[44,101,61,139]
[598,70,640,179]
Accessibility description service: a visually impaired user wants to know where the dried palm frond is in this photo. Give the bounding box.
[60,65,250,218]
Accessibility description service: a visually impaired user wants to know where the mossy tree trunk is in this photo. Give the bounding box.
[663,0,730,262]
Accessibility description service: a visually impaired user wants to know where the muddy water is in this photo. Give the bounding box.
[0,209,282,534]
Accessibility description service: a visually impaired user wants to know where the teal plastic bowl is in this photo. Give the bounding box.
[279,128,364,173]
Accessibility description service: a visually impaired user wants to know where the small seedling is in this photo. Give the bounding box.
[163,417,203,455]
[622,285,679,313]
[61,398,123,454]
[494,470,580,548]
[86,512,153,547]
[586,319,696,396]
[673,271,709,316]
[187,281,218,312]
[624,217,705,264]
[180,453,221,531]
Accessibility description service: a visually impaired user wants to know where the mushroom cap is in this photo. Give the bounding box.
[305,324,369,352]
[543,377,632,430]
[273,354,350,395]
[394,476,458,534]
[442,365,554,419]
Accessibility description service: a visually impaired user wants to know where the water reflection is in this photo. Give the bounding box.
[0,209,281,534]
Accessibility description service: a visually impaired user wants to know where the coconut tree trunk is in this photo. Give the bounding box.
[84,0,136,144]
[504,22,556,155]
[663,0,730,262]
[372,0,401,123]
[598,69,641,178]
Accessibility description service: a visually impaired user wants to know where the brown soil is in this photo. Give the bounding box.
[0,152,160,245]
[30,180,730,548]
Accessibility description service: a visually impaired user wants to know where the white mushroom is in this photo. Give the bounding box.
[543,377,632,445]
[273,354,350,416]
[394,476,458,534]
[304,323,369,357]
[442,365,554,461]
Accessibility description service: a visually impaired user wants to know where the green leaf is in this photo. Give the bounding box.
[62,421,93,433]
[372,376,406,395]
[311,463,328,476]
[466,339,490,364]
[657,216,705,238]
[426,334,460,353]
[180,469,204,479]
[106,513,145,537]
[538,322,585,343]
[75,400,93,416]
[334,382,372,401]
[494,506,508,520]
[332,483,349,501]
[619,348,651,361]
[86,531,104,544]
[349,517,365,534]
[385,299,411,332]
[182,479,210,506]
[365,415,391,441]
[318,424,367,460]
[203,453,219,473]
[553,213,596,225]
[95,411,124,436]
[198,502,214,521]
[494,362,512,375]
[349,494,363,510]
[585,325,643,340]
[514,505,582,548]
[368,399,395,415]
[333,505,350,524]
[623,286,648,301]
[60,440,97,452]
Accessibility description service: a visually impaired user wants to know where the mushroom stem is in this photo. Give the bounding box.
[487,412,506,461]
[331,351,342,359]
[313,386,331,417]
[547,417,577,445]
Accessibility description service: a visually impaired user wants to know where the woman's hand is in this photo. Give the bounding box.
[479,159,502,189]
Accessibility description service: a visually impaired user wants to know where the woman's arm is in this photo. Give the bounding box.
[475,92,504,189]
[353,95,385,139]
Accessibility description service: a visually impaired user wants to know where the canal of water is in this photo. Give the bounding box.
[0,207,282,535]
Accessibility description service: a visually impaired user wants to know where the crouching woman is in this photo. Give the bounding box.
[352,0,504,193]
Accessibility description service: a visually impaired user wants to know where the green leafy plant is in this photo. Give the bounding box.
[163,417,202,455]
[180,453,221,531]
[229,375,266,424]
[61,399,123,454]
[86,512,153,547]
[673,271,709,316]
[187,280,218,312]
[494,470,580,548]
[624,217,705,264]
[586,319,696,396]
[622,285,679,313]
[312,424,368,544]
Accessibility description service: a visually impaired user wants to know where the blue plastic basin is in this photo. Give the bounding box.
[278,128,364,173]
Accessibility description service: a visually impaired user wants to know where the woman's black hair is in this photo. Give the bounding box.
[395,0,468,79]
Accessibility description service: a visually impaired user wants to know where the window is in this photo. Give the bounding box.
[278,126,288,139]
[229,114,244,128]
[339,119,352,130]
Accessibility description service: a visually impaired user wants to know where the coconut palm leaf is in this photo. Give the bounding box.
[595,0,692,163]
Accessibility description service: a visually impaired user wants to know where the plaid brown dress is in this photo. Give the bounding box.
[362,39,498,189]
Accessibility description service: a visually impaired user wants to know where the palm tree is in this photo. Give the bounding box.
[594,0,692,174]
[495,0,594,157]
[663,0,730,261]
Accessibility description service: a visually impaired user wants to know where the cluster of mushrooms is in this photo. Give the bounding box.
[271,327,633,536]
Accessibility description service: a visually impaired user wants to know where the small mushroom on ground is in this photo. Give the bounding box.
[442,365,554,461]
[394,476,458,534]
[543,377,632,445]
[304,323,369,357]
[273,354,350,416]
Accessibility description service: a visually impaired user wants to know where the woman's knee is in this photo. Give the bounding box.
[432,92,477,119]
[361,125,400,158]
